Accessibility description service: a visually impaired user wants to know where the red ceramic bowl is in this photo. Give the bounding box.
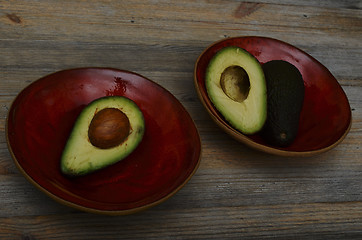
[194,36,351,157]
[6,68,201,215]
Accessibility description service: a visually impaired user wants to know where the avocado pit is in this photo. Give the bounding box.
[220,65,250,102]
[88,108,130,149]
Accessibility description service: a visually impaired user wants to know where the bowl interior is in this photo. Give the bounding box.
[194,36,351,156]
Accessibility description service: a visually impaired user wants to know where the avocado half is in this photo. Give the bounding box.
[206,46,267,135]
[61,96,145,176]
[262,60,305,147]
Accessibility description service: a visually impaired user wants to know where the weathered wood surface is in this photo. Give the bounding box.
[0,0,361,239]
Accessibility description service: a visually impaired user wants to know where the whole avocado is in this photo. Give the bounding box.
[262,60,305,147]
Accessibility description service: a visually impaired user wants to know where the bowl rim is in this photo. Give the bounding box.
[193,36,352,157]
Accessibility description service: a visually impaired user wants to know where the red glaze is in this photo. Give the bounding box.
[195,36,351,155]
[6,68,201,214]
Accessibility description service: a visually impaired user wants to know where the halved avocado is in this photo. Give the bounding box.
[262,60,305,147]
[206,46,267,134]
[61,96,145,176]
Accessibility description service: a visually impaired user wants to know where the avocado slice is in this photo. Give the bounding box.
[262,60,305,147]
[61,96,145,176]
[206,46,267,134]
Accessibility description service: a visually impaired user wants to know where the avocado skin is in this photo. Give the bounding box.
[262,60,305,147]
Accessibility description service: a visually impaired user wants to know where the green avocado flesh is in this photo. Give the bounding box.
[206,46,267,135]
[262,60,305,147]
[61,96,145,176]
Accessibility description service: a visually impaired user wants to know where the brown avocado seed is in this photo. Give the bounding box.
[88,108,130,149]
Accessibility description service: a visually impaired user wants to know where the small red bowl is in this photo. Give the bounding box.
[194,36,351,157]
[6,68,201,215]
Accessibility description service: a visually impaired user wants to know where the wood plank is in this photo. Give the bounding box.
[1,1,361,45]
[0,202,361,239]
[1,42,361,96]
[0,148,361,216]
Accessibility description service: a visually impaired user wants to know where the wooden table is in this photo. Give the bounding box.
[1,0,361,239]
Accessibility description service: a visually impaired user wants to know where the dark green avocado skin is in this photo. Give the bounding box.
[262,60,305,147]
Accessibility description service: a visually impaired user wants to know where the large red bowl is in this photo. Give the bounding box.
[6,68,201,215]
[194,36,351,156]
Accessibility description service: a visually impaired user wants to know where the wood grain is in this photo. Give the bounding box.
[0,0,361,239]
